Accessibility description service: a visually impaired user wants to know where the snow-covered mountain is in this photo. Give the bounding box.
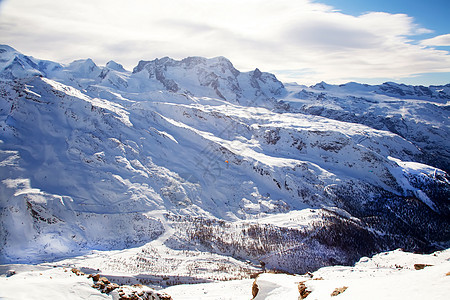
[281,81,450,173]
[0,44,449,283]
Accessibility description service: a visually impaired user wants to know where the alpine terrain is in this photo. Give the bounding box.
[0,44,449,298]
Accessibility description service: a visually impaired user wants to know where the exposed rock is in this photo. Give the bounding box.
[88,273,101,282]
[298,281,311,299]
[104,283,120,293]
[98,276,110,284]
[71,268,85,276]
[414,264,433,270]
[331,286,348,296]
[252,279,259,298]
[88,274,172,300]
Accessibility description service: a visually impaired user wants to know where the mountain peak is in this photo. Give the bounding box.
[66,58,100,78]
[0,46,42,79]
[0,44,18,54]
[68,58,97,68]
[105,60,126,72]
[132,57,177,74]
[180,56,208,67]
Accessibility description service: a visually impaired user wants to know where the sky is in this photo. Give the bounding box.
[0,0,449,86]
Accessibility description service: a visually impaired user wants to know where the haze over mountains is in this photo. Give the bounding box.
[0,44,449,291]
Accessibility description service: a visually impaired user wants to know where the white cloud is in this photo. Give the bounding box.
[421,34,450,46]
[0,0,449,84]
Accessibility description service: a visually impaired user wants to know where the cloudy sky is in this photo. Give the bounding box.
[0,0,449,85]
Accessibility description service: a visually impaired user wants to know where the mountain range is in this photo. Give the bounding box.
[0,44,449,282]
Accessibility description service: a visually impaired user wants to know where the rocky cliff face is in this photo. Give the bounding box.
[0,45,448,276]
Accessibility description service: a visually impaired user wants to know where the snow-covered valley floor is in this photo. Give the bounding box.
[1,248,449,299]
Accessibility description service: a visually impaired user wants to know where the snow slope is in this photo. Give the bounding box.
[0,264,172,300]
[256,248,450,300]
[161,248,450,299]
[0,44,449,280]
[0,265,110,300]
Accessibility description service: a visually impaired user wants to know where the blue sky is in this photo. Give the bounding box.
[0,0,449,85]
[320,0,450,36]
[313,0,450,85]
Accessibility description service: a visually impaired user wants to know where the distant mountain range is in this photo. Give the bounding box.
[0,44,448,278]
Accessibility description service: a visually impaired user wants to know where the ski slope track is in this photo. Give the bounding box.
[0,44,449,283]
